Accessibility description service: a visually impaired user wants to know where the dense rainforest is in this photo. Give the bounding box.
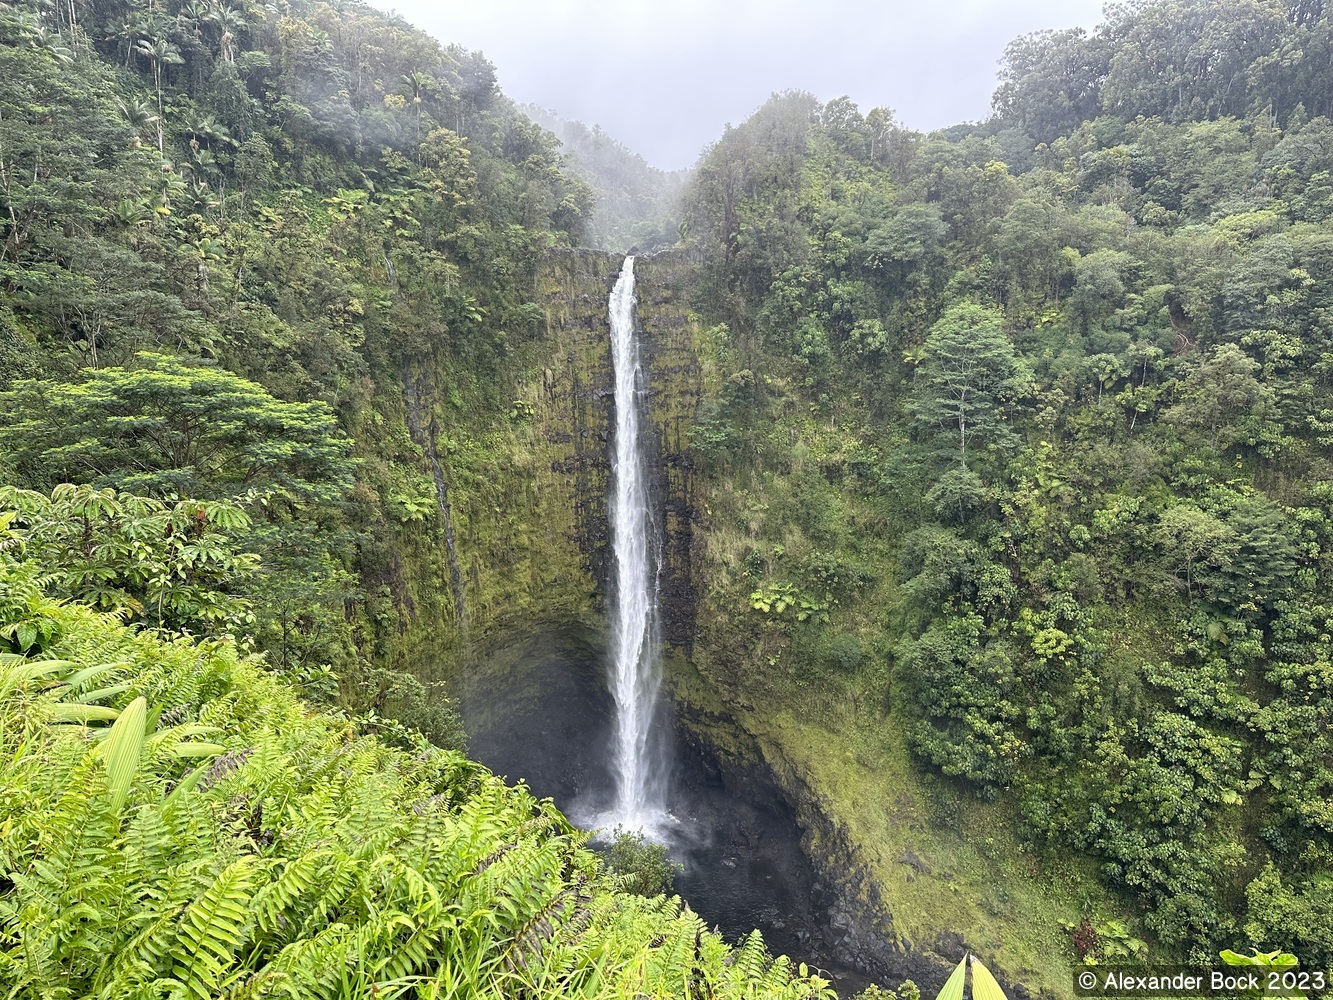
[678,0,1333,981]
[0,0,1331,995]
[520,104,687,253]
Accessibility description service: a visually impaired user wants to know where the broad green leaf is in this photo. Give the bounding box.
[1221,950,1299,970]
[173,725,223,737]
[101,696,147,814]
[64,661,128,689]
[22,659,77,679]
[51,704,121,723]
[936,955,967,1000]
[170,742,227,758]
[971,956,1009,1000]
[164,766,207,805]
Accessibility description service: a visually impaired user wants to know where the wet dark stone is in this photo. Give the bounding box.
[459,626,873,995]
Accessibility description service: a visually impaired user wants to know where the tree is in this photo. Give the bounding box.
[0,352,355,502]
[205,2,247,64]
[0,483,256,636]
[909,303,1029,465]
[134,34,183,149]
[0,46,136,268]
[1164,343,1279,452]
[1197,492,1302,610]
[11,235,201,367]
[901,612,1026,791]
[1152,504,1236,599]
[993,27,1107,144]
[863,203,947,295]
[399,70,436,147]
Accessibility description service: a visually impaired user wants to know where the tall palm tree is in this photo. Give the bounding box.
[116,96,160,147]
[117,10,167,67]
[135,34,184,150]
[206,1,246,63]
[400,70,435,148]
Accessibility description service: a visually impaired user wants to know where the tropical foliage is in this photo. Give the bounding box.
[0,535,837,999]
[0,0,607,736]
[0,352,354,501]
[0,482,256,637]
[680,0,1333,970]
[4,0,1333,988]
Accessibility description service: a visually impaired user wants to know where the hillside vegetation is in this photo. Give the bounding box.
[0,0,613,726]
[0,509,840,998]
[678,0,1333,973]
[521,105,688,252]
[1,0,1331,992]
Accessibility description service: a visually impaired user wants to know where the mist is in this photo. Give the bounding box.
[371,0,1106,169]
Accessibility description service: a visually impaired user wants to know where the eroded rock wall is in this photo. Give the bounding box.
[632,251,705,653]
[387,248,703,669]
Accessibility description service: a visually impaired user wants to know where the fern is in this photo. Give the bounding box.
[169,856,259,1000]
[0,592,842,1000]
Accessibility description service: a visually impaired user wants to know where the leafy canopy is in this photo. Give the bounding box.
[0,483,256,640]
[0,352,355,501]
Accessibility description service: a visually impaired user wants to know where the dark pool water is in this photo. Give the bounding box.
[458,627,870,995]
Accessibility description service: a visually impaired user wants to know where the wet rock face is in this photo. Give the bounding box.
[535,249,704,648]
[631,252,705,653]
[535,249,620,604]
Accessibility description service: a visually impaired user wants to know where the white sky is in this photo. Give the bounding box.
[371,1,1107,170]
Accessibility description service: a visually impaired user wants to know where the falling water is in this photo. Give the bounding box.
[604,255,668,833]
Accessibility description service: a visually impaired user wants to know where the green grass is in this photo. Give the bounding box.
[740,686,1103,998]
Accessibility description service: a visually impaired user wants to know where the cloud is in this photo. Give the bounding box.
[376,0,1105,169]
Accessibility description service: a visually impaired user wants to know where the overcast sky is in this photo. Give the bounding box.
[371,1,1107,171]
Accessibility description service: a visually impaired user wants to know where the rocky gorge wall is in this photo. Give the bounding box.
[669,656,965,997]
[486,248,707,642]
[400,246,969,996]
[381,249,705,668]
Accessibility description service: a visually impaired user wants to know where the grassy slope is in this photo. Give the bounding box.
[750,699,1097,996]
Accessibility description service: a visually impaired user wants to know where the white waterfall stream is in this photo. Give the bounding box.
[604,255,668,834]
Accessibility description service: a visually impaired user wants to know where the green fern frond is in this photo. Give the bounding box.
[170,855,259,1000]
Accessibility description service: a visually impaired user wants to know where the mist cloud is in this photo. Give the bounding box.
[372,0,1106,169]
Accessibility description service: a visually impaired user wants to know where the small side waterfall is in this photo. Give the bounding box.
[604,255,668,833]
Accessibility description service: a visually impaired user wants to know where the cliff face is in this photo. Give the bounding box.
[524,250,706,637]
[627,252,706,652]
[422,249,970,993]
[392,249,705,669]
[526,249,620,613]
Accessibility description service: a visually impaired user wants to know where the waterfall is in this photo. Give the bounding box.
[604,255,668,833]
